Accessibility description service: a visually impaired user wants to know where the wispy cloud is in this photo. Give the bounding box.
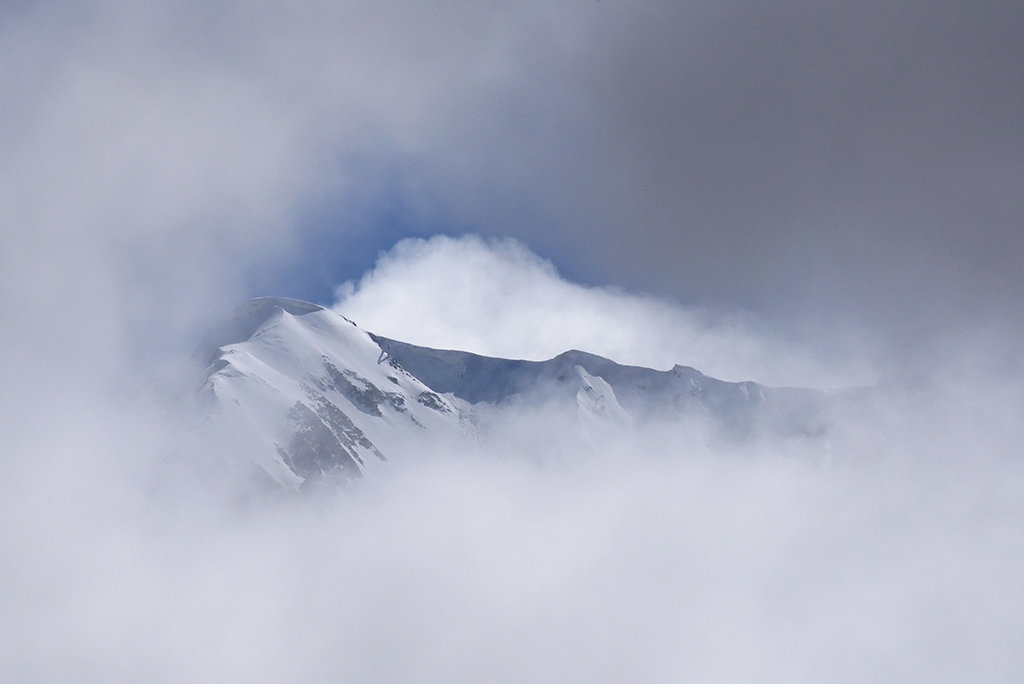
[334,234,873,387]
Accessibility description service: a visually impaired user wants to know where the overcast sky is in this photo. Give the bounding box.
[3,2,1024,680]
[302,0,1024,365]
[5,0,1022,371]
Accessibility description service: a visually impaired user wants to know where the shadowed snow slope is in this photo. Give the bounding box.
[197,298,844,489]
[197,298,469,490]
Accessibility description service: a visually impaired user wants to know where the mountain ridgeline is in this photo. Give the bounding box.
[196,298,840,490]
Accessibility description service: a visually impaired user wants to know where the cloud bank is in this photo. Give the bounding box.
[6,421,1024,682]
[334,235,873,387]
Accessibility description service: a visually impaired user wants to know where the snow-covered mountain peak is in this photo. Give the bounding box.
[196,297,330,365]
[197,301,469,489]
[193,297,837,490]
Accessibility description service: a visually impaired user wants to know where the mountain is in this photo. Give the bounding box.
[194,298,838,490]
[371,335,832,441]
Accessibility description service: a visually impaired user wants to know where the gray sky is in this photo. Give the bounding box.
[251,0,1024,374]
[5,1,1022,369]
[378,0,1024,362]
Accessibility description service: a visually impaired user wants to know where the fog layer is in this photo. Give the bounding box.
[3,1,1022,680]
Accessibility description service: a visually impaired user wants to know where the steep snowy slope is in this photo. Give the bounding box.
[196,298,837,489]
[197,298,471,489]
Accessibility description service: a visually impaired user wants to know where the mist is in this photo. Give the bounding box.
[6,237,1024,680]
[3,1,1023,680]
[6,377,1024,681]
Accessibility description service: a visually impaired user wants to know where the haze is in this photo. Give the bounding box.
[2,2,1022,680]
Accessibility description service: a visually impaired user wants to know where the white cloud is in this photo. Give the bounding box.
[5,436,1024,682]
[2,3,1022,681]
[334,234,872,387]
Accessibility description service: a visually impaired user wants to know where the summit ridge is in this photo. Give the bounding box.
[196,298,839,489]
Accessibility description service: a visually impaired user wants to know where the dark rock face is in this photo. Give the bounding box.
[320,357,420,420]
[321,358,387,417]
[276,386,386,484]
[277,402,362,481]
[417,390,452,413]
